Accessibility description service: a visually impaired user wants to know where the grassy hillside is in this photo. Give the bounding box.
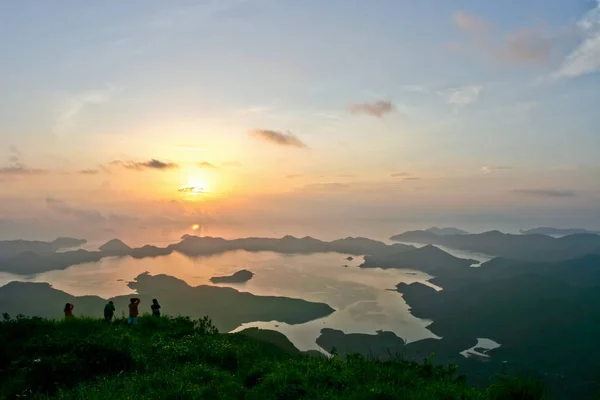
[0,314,549,400]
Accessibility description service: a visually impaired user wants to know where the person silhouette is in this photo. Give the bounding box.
[151,299,161,317]
[64,303,74,319]
[104,301,115,322]
[128,298,140,325]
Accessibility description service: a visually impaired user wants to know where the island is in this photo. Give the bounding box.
[0,272,335,332]
[210,269,254,283]
[360,244,478,274]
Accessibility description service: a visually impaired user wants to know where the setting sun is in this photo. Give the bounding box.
[192,224,200,230]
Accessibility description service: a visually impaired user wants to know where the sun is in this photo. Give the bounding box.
[192,224,200,230]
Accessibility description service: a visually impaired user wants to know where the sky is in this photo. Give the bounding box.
[1,0,600,241]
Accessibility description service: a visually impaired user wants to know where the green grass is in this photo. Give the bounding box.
[0,314,549,399]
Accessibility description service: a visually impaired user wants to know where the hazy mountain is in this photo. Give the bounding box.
[0,272,335,332]
[424,227,469,235]
[210,269,254,283]
[390,230,600,262]
[51,237,87,250]
[0,237,86,261]
[170,235,414,257]
[130,245,173,259]
[0,235,416,275]
[520,227,600,236]
[0,249,104,274]
[99,239,132,255]
[360,245,477,274]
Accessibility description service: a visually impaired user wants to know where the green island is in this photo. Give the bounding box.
[0,315,549,400]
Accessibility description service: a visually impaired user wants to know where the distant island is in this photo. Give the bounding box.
[0,235,415,275]
[424,227,469,235]
[520,227,600,236]
[391,229,600,262]
[0,237,87,261]
[210,269,254,284]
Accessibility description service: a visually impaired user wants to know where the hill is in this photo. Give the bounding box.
[425,227,469,235]
[392,254,600,399]
[360,244,477,274]
[0,237,86,261]
[390,230,600,261]
[0,315,547,399]
[520,227,600,236]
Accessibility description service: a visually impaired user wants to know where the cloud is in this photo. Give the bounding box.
[286,174,304,179]
[348,100,394,118]
[46,197,105,223]
[301,183,352,192]
[178,185,205,193]
[554,1,600,78]
[54,86,116,136]
[390,172,420,180]
[112,159,179,170]
[481,166,513,174]
[512,189,576,198]
[452,11,490,34]
[46,197,136,223]
[197,161,218,169]
[447,85,482,107]
[249,129,307,148]
[78,169,99,175]
[451,11,556,66]
[0,147,47,176]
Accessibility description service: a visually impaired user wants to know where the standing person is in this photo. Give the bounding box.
[64,303,74,319]
[151,299,161,317]
[127,298,140,325]
[104,301,115,323]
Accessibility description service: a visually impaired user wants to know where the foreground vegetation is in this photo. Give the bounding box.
[0,314,550,399]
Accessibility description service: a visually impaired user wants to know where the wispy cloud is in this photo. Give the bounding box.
[301,182,352,192]
[482,166,513,174]
[112,159,179,170]
[0,146,47,176]
[249,129,308,148]
[222,161,242,167]
[554,1,600,78]
[46,197,136,223]
[446,85,482,107]
[390,172,420,180]
[348,100,394,118]
[452,11,490,34]
[512,188,576,198]
[54,86,116,137]
[451,11,557,66]
[286,174,304,179]
[197,161,218,169]
[78,169,99,175]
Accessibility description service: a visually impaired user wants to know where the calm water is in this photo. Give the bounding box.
[0,250,444,352]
